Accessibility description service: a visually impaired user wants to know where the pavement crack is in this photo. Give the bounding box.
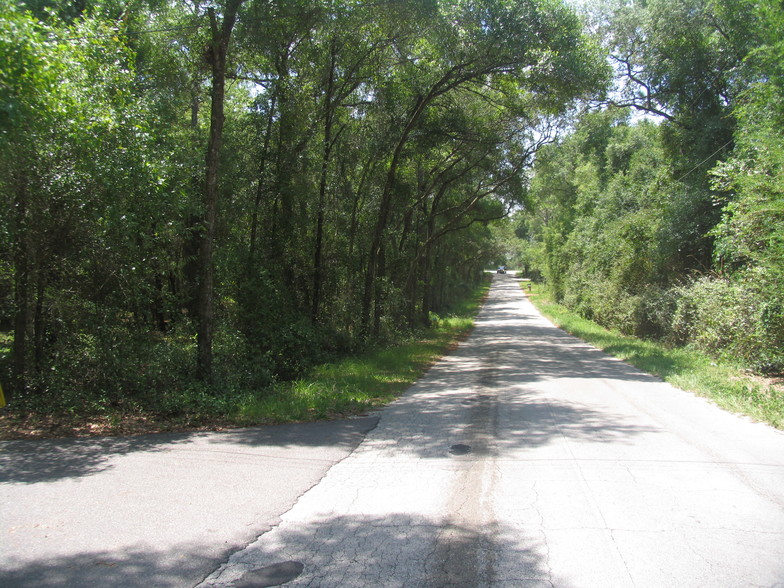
[531,481,554,587]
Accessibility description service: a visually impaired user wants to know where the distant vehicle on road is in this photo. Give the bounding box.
[497,266,506,274]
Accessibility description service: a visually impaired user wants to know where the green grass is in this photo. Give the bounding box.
[234,281,489,424]
[525,282,784,430]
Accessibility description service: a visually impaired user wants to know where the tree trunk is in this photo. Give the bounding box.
[11,172,30,397]
[248,93,277,263]
[197,0,243,381]
[312,38,337,323]
[373,243,385,337]
[182,77,204,319]
[33,271,46,373]
[361,95,426,336]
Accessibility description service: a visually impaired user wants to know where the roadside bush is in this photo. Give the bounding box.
[212,328,275,393]
[561,263,596,320]
[589,281,646,337]
[637,287,679,341]
[671,272,784,371]
[16,319,199,415]
[565,278,678,342]
[235,269,328,381]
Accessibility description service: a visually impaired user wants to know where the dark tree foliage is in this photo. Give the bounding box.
[0,0,606,411]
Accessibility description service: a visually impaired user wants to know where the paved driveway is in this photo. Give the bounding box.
[0,418,378,587]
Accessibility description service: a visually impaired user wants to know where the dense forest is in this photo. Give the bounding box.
[499,0,783,373]
[1,0,781,415]
[1,0,606,411]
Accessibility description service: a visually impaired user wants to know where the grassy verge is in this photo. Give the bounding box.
[524,282,784,430]
[235,281,489,424]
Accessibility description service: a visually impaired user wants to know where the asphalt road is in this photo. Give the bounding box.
[0,417,379,587]
[4,274,784,587]
[199,274,784,588]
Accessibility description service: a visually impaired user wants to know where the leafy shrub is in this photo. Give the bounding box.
[588,281,647,337]
[671,272,784,371]
[14,320,194,415]
[637,286,680,341]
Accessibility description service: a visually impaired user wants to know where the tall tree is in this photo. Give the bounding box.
[591,0,757,269]
[360,0,608,335]
[197,0,244,381]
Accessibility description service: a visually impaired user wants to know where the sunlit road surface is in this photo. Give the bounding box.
[201,274,784,588]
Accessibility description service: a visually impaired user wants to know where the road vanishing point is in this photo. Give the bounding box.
[3,274,784,587]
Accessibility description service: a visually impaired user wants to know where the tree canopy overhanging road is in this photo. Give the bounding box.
[2,0,783,583]
[4,0,781,421]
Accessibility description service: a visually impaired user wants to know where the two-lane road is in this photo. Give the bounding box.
[3,274,784,587]
[201,274,784,587]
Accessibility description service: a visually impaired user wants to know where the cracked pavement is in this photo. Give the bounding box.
[4,274,784,587]
[198,274,784,587]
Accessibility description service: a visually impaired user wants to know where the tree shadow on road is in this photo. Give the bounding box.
[212,416,379,449]
[0,274,659,483]
[0,417,379,484]
[353,277,667,460]
[0,543,222,588]
[202,512,556,588]
[0,512,560,588]
[365,382,661,461]
[0,434,191,484]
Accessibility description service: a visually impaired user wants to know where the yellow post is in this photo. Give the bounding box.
[0,382,5,408]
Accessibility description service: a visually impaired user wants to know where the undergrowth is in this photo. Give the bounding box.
[234,295,484,424]
[0,278,489,438]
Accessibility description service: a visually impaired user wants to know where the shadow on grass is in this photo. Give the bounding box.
[238,330,470,423]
